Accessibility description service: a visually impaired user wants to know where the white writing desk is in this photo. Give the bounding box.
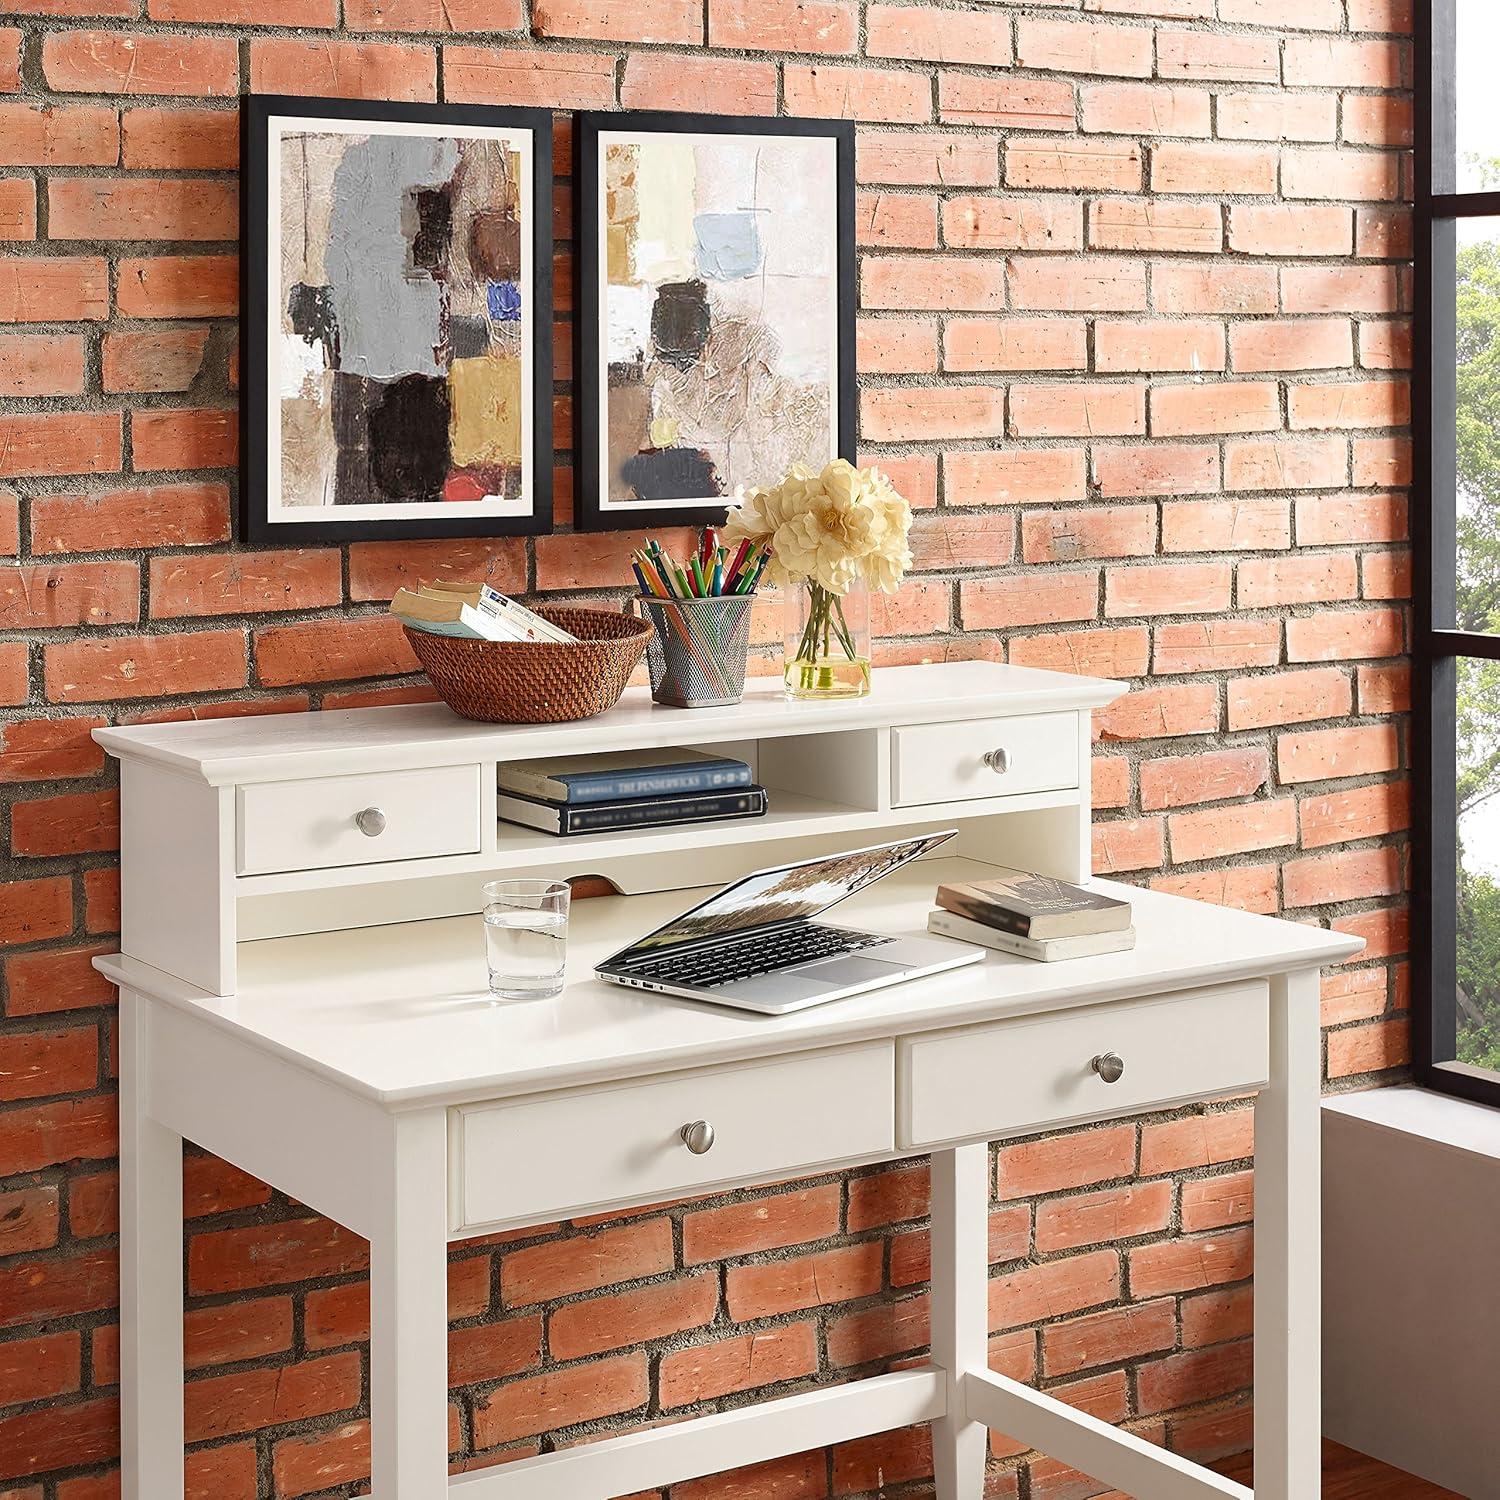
[94,662,1358,1499]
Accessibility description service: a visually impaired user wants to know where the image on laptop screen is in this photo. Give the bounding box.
[609,831,955,961]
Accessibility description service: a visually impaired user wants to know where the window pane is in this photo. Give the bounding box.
[1458,657,1500,1074]
[1457,4,1500,191]
[1457,221,1500,632]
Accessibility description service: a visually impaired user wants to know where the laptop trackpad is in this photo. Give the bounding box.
[791,955,901,985]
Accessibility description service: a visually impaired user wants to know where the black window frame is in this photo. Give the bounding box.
[1415,0,1500,1106]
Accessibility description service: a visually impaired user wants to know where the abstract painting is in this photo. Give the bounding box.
[242,97,553,542]
[576,112,855,532]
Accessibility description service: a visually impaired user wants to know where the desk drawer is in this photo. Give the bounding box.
[898,982,1268,1148]
[236,765,482,875]
[451,1043,894,1233]
[891,713,1077,808]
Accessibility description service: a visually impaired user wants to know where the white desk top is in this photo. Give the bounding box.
[98,857,1359,1108]
[92,660,1123,784]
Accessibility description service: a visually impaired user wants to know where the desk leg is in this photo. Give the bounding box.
[120,990,184,1500]
[931,1144,990,1500]
[1254,967,1321,1499]
[371,1109,450,1500]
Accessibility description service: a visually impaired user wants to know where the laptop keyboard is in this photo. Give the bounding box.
[627,926,896,989]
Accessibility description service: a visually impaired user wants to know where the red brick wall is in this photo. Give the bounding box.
[0,2,1414,1496]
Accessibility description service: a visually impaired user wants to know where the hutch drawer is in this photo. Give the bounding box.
[890,712,1078,809]
[449,1042,894,1233]
[236,764,483,875]
[896,981,1270,1148]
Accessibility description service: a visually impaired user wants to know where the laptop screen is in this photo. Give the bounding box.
[606,830,955,965]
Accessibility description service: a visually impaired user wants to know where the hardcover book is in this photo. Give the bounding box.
[498,785,767,836]
[927,908,1136,962]
[934,868,1131,940]
[497,748,753,805]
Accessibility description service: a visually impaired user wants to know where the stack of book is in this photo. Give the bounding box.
[928,868,1135,962]
[391,579,578,645]
[497,748,768,837]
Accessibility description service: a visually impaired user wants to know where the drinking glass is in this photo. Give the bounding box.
[482,879,570,1000]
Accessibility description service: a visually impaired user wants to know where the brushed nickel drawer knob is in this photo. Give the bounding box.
[1091,1052,1125,1085]
[680,1120,715,1155]
[355,807,387,838]
[983,748,1010,773]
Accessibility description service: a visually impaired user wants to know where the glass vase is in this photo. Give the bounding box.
[783,579,872,701]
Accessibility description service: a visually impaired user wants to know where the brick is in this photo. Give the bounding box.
[1152,141,1275,195]
[1007,138,1143,193]
[1152,261,1277,314]
[727,1241,884,1320]
[1010,626,1150,679]
[1008,257,1147,312]
[998,1124,1135,1198]
[102,328,209,393]
[1022,507,1155,563]
[0,1397,119,1483]
[254,614,417,687]
[1093,756,1131,810]
[1231,319,1353,373]
[1348,0,1412,29]
[447,1314,542,1387]
[1228,203,1353,257]
[1088,198,1222,254]
[122,106,237,170]
[1151,865,1278,913]
[943,196,1081,251]
[0,1331,81,1408]
[684,1184,840,1263]
[1285,606,1403,662]
[0,717,105,784]
[1140,1110,1253,1174]
[709,0,853,53]
[1278,723,1399,784]
[1284,845,1401,907]
[1168,798,1297,863]
[948,448,1087,506]
[49,176,235,241]
[1042,1298,1175,1378]
[0,30,17,94]
[0,333,87,396]
[1080,82,1210,137]
[1216,90,1336,142]
[962,571,1098,630]
[1016,18,1153,79]
[945,318,1086,374]
[1035,1183,1172,1253]
[0,1023,97,1100]
[1290,379,1410,431]
[863,255,1003,311]
[833,1426,932,1496]
[1181,1284,1255,1348]
[1140,748,1270,811]
[909,512,1014,571]
[272,1420,370,1500]
[116,255,236,318]
[1096,681,1218,739]
[661,1323,818,1407]
[1344,94,1413,147]
[1137,1340,1253,1416]
[891,1205,1032,1287]
[1161,498,1290,552]
[784,64,932,124]
[1218,0,1340,22]
[502,1220,672,1306]
[1104,561,1231,616]
[551,1272,717,1361]
[990,1250,1120,1332]
[132,408,236,470]
[32,485,229,553]
[1238,552,1359,607]
[1358,662,1410,714]
[1353,435,1411,487]
[1284,36,1407,89]
[0,179,36,241]
[150,551,341,618]
[188,1216,366,1297]
[46,630,245,703]
[472,1352,647,1445]
[862,385,1004,443]
[1095,319,1224,374]
[860,136,998,189]
[0,1185,60,1256]
[1283,265,1399,314]
[827,1293,930,1367]
[1321,962,1389,1025]
[449,45,619,109]
[1334,906,1409,961]
[0,104,117,167]
[534,0,696,42]
[1093,816,1166,874]
[349,539,526,601]
[1328,1016,1410,1078]
[1359,320,1412,370]
[940,74,1075,132]
[250,39,436,100]
[1224,435,1347,491]
[867,7,1012,67]
[1010,383,1145,439]
[1091,442,1219,498]
[0,413,121,478]
[1157,29,1278,83]
[0,1096,116,1177]
[152,0,335,18]
[856,193,938,249]
[185,1353,359,1444]
[43,31,239,96]
[677,1453,827,1500]
[620,55,777,113]
[1284,147,1399,202]
[1150,382,1280,437]
[11,789,118,857]
[343,0,522,26]
[1227,666,1352,729]
[0,257,109,322]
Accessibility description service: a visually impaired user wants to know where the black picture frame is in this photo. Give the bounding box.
[573,110,857,534]
[240,94,555,544]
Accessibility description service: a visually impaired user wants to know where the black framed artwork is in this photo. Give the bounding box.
[240,95,554,543]
[574,111,856,533]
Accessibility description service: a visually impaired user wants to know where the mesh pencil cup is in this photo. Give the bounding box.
[639,595,754,708]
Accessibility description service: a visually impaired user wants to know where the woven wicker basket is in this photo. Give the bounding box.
[403,606,652,724]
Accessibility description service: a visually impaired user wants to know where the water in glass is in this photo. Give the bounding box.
[482,880,569,1000]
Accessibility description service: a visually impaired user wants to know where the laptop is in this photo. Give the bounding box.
[595,831,984,1014]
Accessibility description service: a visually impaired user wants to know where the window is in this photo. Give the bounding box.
[1417,1,1500,1104]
